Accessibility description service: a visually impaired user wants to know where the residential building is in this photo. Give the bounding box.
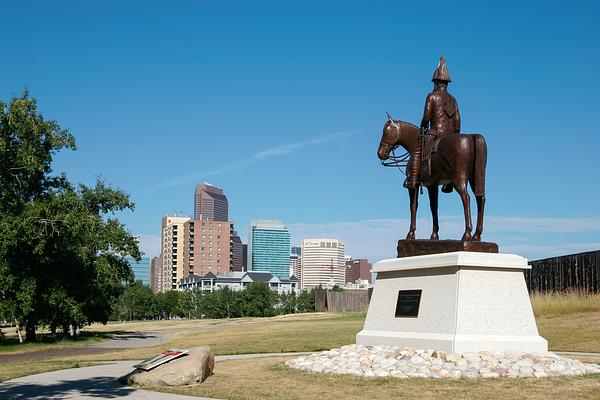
[290,253,301,285]
[183,219,233,277]
[150,256,162,293]
[161,215,191,291]
[345,258,372,284]
[247,220,290,278]
[194,183,228,221]
[178,271,299,294]
[125,256,150,285]
[231,231,244,272]
[301,238,345,289]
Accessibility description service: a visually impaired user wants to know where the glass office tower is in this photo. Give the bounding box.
[248,220,291,278]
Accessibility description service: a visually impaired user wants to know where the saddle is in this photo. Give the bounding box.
[420,131,440,179]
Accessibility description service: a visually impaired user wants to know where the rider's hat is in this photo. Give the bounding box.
[432,56,452,83]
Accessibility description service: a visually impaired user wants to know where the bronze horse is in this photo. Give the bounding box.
[377,115,488,242]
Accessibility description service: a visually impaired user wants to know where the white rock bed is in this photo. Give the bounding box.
[285,344,600,379]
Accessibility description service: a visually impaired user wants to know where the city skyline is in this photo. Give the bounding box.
[3,2,598,263]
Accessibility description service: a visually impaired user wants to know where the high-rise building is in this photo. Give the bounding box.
[183,220,233,277]
[126,256,150,285]
[290,253,301,283]
[291,246,302,256]
[161,215,191,291]
[150,256,162,293]
[345,258,372,284]
[231,232,244,272]
[242,244,248,271]
[301,238,345,289]
[248,220,290,278]
[194,183,228,221]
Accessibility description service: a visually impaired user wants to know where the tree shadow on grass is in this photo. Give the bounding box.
[0,376,134,399]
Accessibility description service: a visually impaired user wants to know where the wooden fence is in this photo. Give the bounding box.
[524,250,600,293]
[315,289,372,312]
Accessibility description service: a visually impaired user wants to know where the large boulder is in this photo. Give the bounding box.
[120,346,214,387]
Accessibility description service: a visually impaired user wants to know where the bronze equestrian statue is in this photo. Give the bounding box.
[378,57,488,243]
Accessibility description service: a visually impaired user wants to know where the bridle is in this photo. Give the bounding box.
[380,119,410,175]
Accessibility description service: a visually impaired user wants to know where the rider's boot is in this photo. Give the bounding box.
[404,147,421,189]
[442,184,453,193]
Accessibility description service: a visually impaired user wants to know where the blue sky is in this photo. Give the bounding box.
[2,1,599,262]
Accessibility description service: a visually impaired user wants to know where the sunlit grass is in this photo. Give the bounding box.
[157,357,600,400]
[531,292,600,318]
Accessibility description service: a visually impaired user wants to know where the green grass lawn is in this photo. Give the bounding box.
[0,331,114,354]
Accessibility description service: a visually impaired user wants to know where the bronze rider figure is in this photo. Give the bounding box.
[405,56,461,193]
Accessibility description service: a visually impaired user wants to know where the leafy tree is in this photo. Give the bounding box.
[278,292,297,315]
[116,282,157,321]
[180,287,207,319]
[0,92,140,341]
[297,289,316,313]
[156,290,182,319]
[242,282,277,317]
[202,287,242,319]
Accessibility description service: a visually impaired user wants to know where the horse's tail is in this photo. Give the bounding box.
[472,134,487,196]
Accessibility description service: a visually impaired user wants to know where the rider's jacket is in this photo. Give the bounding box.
[420,90,461,137]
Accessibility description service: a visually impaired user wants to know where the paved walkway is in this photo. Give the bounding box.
[88,331,171,349]
[0,353,310,400]
[0,331,171,364]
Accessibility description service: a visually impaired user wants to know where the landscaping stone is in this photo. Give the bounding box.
[285,344,600,379]
[120,346,214,387]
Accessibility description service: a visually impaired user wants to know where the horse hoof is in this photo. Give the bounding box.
[406,232,415,240]
[461,232,472,242]
[472,234,481,241]
[430,233,439,240]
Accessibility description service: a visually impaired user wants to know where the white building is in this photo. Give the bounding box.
[178,271,299,294]
[301,238,345,290]
[161,215,191,291]
[290,253,301,285]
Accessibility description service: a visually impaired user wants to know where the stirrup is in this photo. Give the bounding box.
[442,184,453,193]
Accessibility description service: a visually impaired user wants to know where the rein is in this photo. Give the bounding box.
[381,147,410,175]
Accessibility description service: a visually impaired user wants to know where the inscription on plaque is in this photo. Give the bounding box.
[395,290,422,318]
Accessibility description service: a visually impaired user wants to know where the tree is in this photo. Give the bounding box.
[156,290,182,320]
[242,282,277,317]
[0,92,140,341]
[297,289,316,313]
[116,282,157,321]
[202,287,242,319]
[278,292,297,315]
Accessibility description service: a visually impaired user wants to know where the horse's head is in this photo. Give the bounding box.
[378,112,401,160]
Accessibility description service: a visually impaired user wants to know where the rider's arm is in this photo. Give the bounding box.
[420,94,433,129]
[453,104,461,133]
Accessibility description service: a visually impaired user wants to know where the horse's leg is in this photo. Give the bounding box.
[406,187,418,240]
[455,180,472,241]
[427,185,439,240]
[472,195,485,241]
[469,178,485,241]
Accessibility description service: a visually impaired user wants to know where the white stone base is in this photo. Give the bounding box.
[356,251,548,353]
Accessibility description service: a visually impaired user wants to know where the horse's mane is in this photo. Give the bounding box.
[399,120,419,130]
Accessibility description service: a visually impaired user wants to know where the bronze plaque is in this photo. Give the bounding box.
[395,290,422,318]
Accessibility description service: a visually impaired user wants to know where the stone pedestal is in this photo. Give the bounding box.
[356,251,547,353]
